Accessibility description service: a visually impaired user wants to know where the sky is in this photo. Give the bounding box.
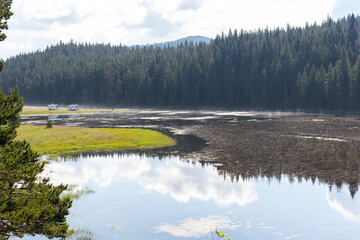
[0,0,359,59]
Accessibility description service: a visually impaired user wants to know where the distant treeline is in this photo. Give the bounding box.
[1,14,360,111]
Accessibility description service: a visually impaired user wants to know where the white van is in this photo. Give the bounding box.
[68,104,79,111]
[48,104,58,110]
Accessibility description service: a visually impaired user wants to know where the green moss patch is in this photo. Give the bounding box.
[16,125,175,156]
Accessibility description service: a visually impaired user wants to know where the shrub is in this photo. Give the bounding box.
[46,120,53,128]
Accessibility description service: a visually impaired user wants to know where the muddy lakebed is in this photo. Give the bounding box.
[18,110,360,240]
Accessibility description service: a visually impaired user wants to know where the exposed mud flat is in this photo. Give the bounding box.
[21,110,360,196]
[188,116,360,197]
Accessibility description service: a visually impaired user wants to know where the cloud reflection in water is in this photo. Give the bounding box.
[327,187,360,222]
[138,159,257,206]
[41,154,257,207]
[154,215,239,238]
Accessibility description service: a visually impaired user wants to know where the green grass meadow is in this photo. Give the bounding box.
[16,125,175,156]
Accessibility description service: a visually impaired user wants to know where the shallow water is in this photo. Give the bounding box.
[15,153,360,240]
[20,109,300,128]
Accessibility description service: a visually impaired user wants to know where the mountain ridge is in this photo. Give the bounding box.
[143,36,212,48]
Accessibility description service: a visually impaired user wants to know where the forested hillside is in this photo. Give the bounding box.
[1,14,360,111]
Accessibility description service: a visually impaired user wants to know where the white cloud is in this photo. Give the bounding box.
[0,0,343,59]
[168,0,337,39]
[331,0,360,19]
[146,0,182,14]
[35,8,72,20]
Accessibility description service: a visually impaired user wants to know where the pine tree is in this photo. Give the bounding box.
[348,14,359,52]
[0,89,72,239]
[352,55,360,109]
[336,47,351,110]
[0,2,72,238]
[0,0,13,71]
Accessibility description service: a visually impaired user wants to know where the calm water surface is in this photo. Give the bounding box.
[17,110,360,239]
[18,153,360,240]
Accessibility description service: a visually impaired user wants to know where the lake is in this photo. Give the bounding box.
[16,110,360,239]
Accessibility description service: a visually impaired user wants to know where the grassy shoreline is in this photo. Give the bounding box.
[21,107,127,115]
[16,125,175,156]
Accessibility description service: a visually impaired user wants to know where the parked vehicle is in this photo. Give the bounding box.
[48,104,58,110]
[68,104,79,111]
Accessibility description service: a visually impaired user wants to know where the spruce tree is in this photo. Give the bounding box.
[0,1,72,238]
[336,47,351,110]
[0,0,13,71]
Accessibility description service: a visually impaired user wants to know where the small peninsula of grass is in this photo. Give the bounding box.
[16,125,175,156]
[21,107,127,115]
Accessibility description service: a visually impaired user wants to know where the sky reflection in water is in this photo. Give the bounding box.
[33,154,360,240]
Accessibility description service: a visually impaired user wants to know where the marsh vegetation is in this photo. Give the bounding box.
[16,125,175,156]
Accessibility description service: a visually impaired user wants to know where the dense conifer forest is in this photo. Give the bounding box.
[1,14,360,111]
